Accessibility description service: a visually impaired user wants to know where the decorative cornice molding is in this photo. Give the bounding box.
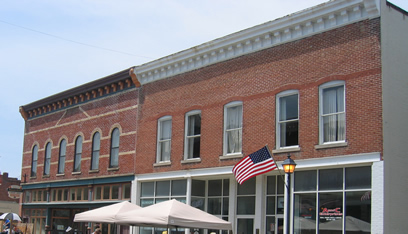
[133,0,380,85]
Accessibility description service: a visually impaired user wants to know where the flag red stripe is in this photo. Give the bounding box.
[236,159,276,183]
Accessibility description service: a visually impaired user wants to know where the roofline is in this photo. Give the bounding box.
[133,0,381,85]
[386,0,408,15]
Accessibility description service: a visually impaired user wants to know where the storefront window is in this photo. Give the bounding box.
[266,176,285,234]
[293,167,372,234]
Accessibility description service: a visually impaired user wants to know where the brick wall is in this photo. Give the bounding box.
[22,89,139,183]
[136,18,383,174]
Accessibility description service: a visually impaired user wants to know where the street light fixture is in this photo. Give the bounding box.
[282,154,296,234]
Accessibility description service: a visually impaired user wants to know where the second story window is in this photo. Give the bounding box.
[319,81,345,144]
[224,101,243,155]
[31,145,38,177]
[91,132,100,170]
[157,116,172,162]
[110,128,120,168]
[276,91,299,149]
[184,110,201,159]
[44,142,52,176]
[73,136,82,172]
[58,139,67,174]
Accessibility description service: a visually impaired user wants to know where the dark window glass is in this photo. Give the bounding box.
[345,167,371,189]
[110,128,120,168]
[91,132,100,170]
[31,145,38,177]
[295,171,317,191]
[74,136,82,172]
[141,182,154,197]
[192,180,205,197]
[319,168,343,190]
[58,139,66,174]
[44,143,52,175]
[156,181,170,196]
[186,112,201,158]
[279,93,299,147]
[171,180,187,196]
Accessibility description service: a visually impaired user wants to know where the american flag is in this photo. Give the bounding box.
[233,146,277,185]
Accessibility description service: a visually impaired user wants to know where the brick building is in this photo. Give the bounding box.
[0,173,21,215]
[19,0,408,234]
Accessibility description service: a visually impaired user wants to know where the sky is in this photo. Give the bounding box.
[1,0,407,179]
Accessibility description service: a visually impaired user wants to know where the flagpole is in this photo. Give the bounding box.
[265,145,288,189]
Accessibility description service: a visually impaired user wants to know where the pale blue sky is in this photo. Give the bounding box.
[1,0,407,179]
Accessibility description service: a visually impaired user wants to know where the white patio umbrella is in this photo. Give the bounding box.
[116,199,232,230]
[0,213,21,222]
[74,201,141,223]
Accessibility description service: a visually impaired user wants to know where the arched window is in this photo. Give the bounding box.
[109,128,120,168]
[58,139,67,174]
[44,142,52,175]
[31,145,38,177]
[74,136,83,172]
[91,132,100,170]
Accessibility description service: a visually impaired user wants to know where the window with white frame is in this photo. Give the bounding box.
[44,142,51,176]
[184,110,201,159]
[58,139,66,174]
[224,101,243,155]
[73,136,82,172]
[31,145,38,177]
[157,116,172,162]
[276,90,299,149]
[319,81,345,144]
[110,128,120,168]
[91,132,100,170]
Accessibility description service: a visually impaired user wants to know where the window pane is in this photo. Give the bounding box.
[95,187,102,200]
[103,186,110,199]
[223,179,229,196]
[345,191,371,229]
[319,168,343,190]
[237,197,256,215]
[192,180,205,197]
[171,180,186,196]
[266,196,276,215]
[187,114,201,136]
[74,136,82,172]
[112,185,120,199]
[237,177,256,195]
[31,145,38,177]
[141,182,154,197]
[225,103,242,154]
[160,119,172,140]
[223,197,229,216]
[279,94,298,121]
[294,193,316,233]
[208,180,222,196]
[123,184,131,199]
[44,143,52,175]
[208,198,222,215]
[91,132,100,170]
[323,86,344,114]
[295,171,317,191]
[267,176,276,194]
[237,218,253,234]
[58,139,66,174]
[346,167,371,189]
[110,128,120,167]
[156,181,170,196]
[191,197,205,210]
[318,193,343,234]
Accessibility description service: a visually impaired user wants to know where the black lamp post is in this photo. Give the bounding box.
[282,154,296,234]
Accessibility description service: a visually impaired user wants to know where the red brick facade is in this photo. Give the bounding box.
[136,18,382,175]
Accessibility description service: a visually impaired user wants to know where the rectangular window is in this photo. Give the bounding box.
[293,167,372,234]
[320,81,345,144]
[277,91,299,148]
[224,101,243,155]
[157,116,172,162]
[185,111,201,159]
[31,145,38,177]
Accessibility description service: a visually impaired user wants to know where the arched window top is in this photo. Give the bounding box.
[111,128,120,147]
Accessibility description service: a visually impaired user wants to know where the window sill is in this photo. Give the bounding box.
[153,161,171,167]
[272,146,301,154]
[315,142,348,149]
[108,167,119,171]
[42,175,50,178]
[72,172,81,175]
[219,154,243,160]
[181,158,201,164]
[89,169,100,173]
[56,173,65,177]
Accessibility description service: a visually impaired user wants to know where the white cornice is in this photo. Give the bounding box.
[132,0,380,85]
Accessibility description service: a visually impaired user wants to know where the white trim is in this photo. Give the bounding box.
[184,110,201,160]
[276,90,299,150]
[223,101,243,156]
[156,115,172,163]
[132,0,380,85]
[318,80,346,144]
